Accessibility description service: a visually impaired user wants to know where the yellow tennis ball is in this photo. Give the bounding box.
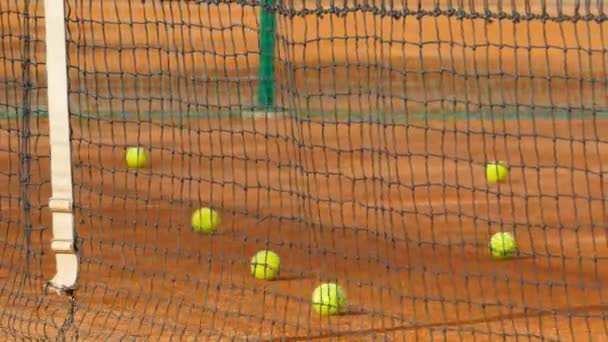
[191,207,221,234]
[311,283,346,316]
[125,147,149,169]
[250,250,281,280]
[486,161,509,186]
[489,232,518,259]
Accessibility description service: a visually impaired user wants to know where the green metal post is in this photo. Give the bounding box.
[257,0,276,111]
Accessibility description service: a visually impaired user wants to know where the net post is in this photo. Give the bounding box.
[44,0,79,294]
[257,0,276,111]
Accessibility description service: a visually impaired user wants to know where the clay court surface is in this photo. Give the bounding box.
[1,0,608,341]
[2,117,607,340]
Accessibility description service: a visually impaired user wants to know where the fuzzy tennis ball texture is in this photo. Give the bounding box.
[250,250,281,280]
[311,283,346,316]
[486,161,509,186]
[191,207,221,234]
[125,147,149,169]
[489,232,518,259]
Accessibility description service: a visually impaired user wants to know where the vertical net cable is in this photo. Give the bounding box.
[0,0,62,339]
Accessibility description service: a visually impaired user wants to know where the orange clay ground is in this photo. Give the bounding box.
[1,1,608,341]
[1,117,607,341]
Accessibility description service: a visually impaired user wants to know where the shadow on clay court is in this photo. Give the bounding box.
[276,304,608,341]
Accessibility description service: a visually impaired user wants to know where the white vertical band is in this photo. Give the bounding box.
[44,0,78,292]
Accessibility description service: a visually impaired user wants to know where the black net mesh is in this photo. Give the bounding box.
[1,0,608,340]
[0,0,68,339]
